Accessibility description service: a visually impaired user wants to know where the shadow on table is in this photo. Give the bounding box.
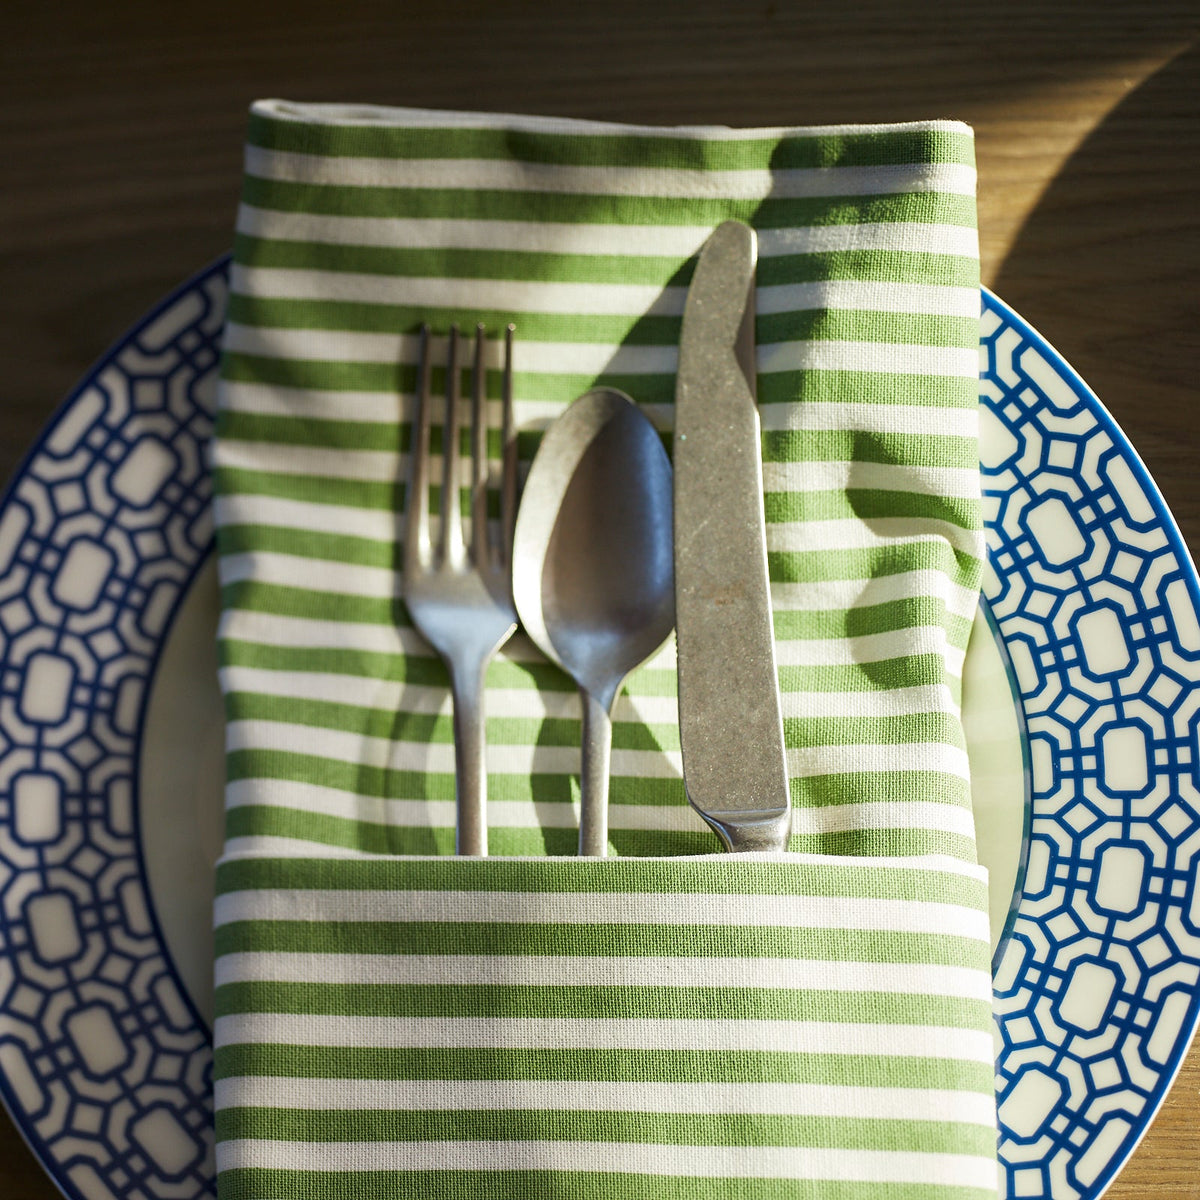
[990,40,1200,547]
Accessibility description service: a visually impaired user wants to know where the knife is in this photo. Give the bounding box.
[673,220,791,853]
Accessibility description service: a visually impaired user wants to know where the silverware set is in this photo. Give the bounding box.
[404,222,791,858]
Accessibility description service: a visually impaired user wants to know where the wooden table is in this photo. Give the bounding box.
[2,2,1198,1195]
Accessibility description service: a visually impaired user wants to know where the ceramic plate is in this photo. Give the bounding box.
[0,259,1197,1200]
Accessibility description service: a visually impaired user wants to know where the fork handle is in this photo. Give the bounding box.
[451,661,489,856]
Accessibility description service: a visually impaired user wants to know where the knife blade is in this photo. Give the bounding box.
[673,220,791,853]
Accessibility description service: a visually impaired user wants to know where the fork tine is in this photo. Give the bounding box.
[404,324,433,571]
[441,324,465,565]
[499,323,517,565]
[469,324,489,565]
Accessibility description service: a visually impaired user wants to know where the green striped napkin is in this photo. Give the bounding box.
[212,101,995,1198]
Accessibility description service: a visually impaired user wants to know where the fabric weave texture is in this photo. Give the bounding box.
[211,100,996,1199]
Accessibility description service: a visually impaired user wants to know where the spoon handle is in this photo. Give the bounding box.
[579,689,612,856]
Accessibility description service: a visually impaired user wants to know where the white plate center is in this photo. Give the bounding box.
[138,557,225,1028]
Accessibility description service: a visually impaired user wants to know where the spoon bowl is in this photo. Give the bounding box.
[513,387,674,855]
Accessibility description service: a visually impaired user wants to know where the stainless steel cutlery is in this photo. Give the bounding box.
[512,387,674,857]
[673,221,791,854]
[403,323,518,856]
[405,223,789,855]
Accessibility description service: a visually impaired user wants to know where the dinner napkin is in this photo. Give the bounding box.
[211,101,995,1198]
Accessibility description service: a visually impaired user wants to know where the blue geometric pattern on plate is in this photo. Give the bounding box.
[982,291,1200,1199]
[0,262,226,1200]
[0,259,1197,1200]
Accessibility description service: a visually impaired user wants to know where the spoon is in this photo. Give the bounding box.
[513,388,675,856]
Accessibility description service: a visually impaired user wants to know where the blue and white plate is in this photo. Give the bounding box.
[0,260,1197,1200]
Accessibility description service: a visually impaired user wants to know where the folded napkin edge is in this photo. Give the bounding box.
[251,97,974,142]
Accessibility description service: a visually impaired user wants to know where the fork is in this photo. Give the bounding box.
[404,322,518,856]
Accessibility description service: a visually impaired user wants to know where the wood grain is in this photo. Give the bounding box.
[1,2,1198,1195]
